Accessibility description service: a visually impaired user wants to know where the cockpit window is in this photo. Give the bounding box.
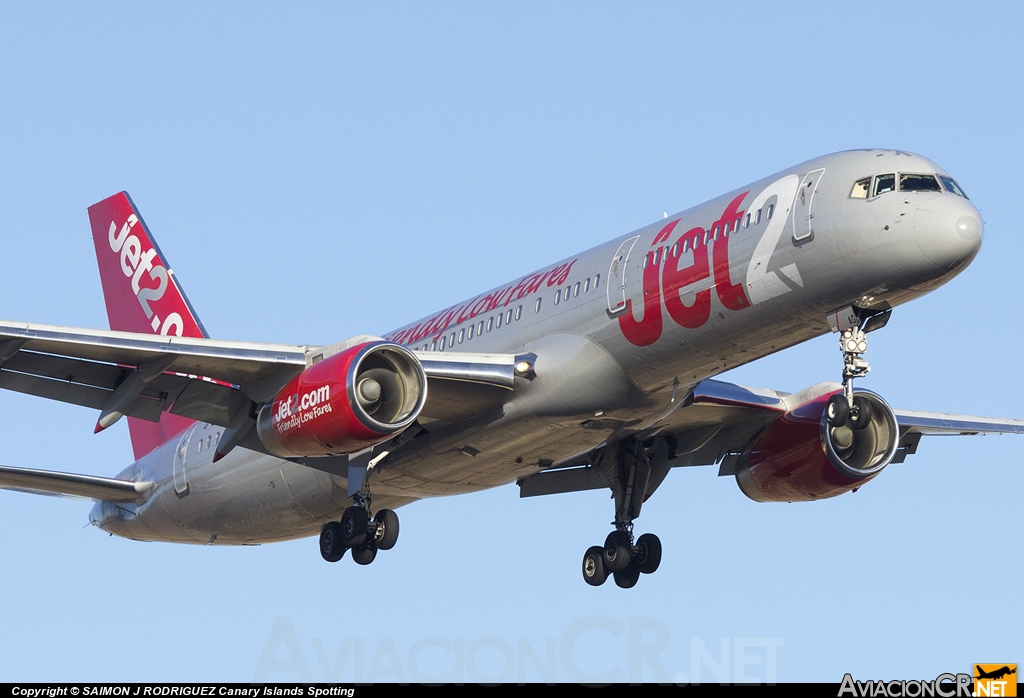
[850,177,870,199]
[939,175,969,199]
[899,173,941,192]
[873,174,896,197]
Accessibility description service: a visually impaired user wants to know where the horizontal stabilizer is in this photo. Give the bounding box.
[0,464,153,502]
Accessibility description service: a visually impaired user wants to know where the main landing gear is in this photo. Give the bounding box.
[581,437,669,589]
[582,530,662,589]
[319,499,399,566]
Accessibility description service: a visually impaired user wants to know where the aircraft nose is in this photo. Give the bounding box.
[913,195,983,270]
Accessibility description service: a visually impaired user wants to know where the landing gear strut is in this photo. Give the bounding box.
[580,437,667,588]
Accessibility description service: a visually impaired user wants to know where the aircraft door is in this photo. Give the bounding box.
[172,425,196,497]
[792,168,825,241]
[607,235,640,317]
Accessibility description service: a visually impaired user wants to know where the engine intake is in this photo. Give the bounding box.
[256,341,427,458]
[735,389,899,502]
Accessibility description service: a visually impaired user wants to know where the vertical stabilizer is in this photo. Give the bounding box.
[88,192,208,460]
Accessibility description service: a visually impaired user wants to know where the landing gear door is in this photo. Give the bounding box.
[793,168,825,242]
[607,235,640,317]
[173,425,196,498]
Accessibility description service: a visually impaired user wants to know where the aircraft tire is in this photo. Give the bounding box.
[352,542,377,566]
[603,530,632,573]
[582,546,608,586]
[635,533,662,575]
[373,509,400,551]
[849,396,873,430]
[613,564,641,589]
[340,506,369,548]
[319,522,346,563]
[826,395,849,427]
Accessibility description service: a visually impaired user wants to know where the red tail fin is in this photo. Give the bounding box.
[88,192,208,460]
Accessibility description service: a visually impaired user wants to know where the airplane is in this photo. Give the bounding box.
[1,148,1021,589]
[975,666,1016,681]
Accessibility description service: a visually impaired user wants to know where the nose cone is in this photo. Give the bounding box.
[914,196,983,270]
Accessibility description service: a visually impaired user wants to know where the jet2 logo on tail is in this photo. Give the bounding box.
[618,175,800,347]
[107,215,185,337]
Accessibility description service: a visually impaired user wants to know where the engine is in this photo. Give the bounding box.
[735,389,899,502]
[256,341,427,458]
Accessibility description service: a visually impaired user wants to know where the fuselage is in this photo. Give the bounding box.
[92,149,983,544]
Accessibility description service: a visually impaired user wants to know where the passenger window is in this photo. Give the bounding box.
[682,238,689,253]
[850,177,871,199]
[554,290,561,305]
[899,173,941,192]
[745,213,751,228]
[574,282,580,297]
[535,298,542,312]
[439,336,446,351]
[431,340,437,351]
[754,209,762,225]
[486,317,493,332]
[506,310,513,324]
[458,328,465,344]
[468,324,475,340]
[448,332,455,347]
[515,305,522,321]
[873,174,896,196]
[583,277,591,293]
[939,176,968,198]
[712,225,720,240]
[496,313,503,329]
[478,321,484,335]
[642,253,649,269]
[766,204,774,219]
[594,274,600,289]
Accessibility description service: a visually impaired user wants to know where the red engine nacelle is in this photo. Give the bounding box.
[256,341,427,458]
[735,389,899,502]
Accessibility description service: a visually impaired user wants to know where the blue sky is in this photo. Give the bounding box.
[0,2,1020,683]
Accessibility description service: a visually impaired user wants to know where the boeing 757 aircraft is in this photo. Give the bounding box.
[1,149,1020,588]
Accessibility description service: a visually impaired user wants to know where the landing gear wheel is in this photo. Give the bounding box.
[613,563,641,589]
[340,506,369,548]
[826,394,849,427]
[373,509,400,551]
[582,546,608,586]
[635,533,662,574]
[319,522,346,563]
[351,542,377,566]
[603,530,632,573]
[849,396,873,430]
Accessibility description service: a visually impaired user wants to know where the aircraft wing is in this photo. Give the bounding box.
[0,464,154,502]
[672,379,1024,468]
[0,320,522,433]
[520,378,1024,498]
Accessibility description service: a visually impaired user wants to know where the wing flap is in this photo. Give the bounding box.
[0,464,154,502]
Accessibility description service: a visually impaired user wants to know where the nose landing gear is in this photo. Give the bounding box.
[827,313,882,429]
